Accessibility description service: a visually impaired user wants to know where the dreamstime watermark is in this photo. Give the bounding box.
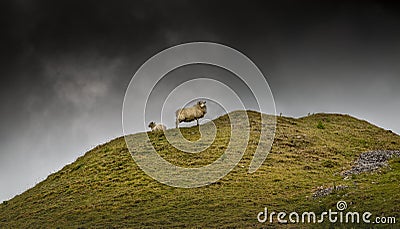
[257,201,396,225]
[122,42,276,187]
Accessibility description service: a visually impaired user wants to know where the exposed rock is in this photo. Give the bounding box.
[312,185,348,198]
[343,150,400,176]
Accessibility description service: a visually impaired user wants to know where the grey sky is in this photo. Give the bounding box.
[1,0,400,202]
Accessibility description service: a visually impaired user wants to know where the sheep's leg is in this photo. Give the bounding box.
[196,119,199,126]
[176,119,179,128]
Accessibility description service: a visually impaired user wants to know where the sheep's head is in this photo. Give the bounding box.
[148,122,156,129]
[197,100,206,108]
[197,100,207,113]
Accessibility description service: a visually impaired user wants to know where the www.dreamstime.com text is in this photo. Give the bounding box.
[257,201,396,225]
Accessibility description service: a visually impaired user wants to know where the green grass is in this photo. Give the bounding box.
[0,111,399,228]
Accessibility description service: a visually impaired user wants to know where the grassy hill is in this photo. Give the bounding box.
[1,111,399,228]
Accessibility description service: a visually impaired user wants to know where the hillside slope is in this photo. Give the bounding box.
[1,111,399,228]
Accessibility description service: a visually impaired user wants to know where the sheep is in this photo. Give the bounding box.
[148,122,166,132]
[175,101,207,128]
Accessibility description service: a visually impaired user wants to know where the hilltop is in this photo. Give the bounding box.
[1,111,399,228]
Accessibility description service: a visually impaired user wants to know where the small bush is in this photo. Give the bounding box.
[317,121,325,129]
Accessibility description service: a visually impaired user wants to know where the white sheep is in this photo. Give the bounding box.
[148,122,166,132]
[175,101,207,128]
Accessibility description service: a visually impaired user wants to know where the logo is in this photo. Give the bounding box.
[257,201,396,224]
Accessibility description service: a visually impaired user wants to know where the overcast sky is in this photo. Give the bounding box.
[1,0,400,202]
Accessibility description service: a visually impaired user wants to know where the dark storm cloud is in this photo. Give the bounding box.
[1,0,400,201]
